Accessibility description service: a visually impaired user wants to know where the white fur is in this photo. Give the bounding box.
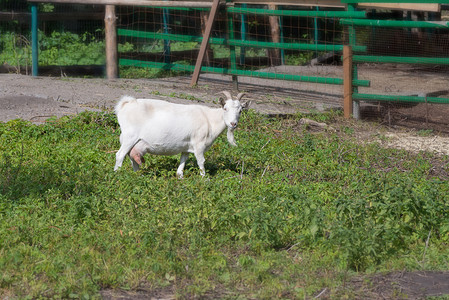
[114,92,249,178]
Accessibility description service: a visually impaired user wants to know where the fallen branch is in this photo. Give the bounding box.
[299,118,336,132]
[30,115,56,120]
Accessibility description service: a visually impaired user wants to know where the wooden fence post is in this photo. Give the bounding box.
[343,45,353,119]
[105,5,118,79]
[346,3,359,119]
[268,4,281,66]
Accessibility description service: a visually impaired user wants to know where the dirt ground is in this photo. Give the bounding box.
[0,72,317,121]
[99,271,449,299]
[1,73,449,299]
[1,71,449,156]
[100,271,449,299]
[347,271,449,299]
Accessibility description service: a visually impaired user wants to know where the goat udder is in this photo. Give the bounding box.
[130,147,145,165]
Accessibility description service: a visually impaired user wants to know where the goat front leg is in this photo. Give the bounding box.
[194,147,206,177]
[176,152,189,179]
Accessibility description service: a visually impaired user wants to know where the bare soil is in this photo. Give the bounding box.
[349,271,449,300]
[1,71,449,156]
[100,271,449,299]
[0,72,313,120]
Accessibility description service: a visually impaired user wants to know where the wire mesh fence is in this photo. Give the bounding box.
[0,1,105,75]
[117,5,354,113]
[1,1,33,73]
[343,11,449,132]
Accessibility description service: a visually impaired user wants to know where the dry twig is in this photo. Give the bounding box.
[300,118,336,132]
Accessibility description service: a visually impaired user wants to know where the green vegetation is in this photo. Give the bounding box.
[1,110,448,298]
[0,31,105,68]
[119,66,184,80]
[0,32,32,69]
[39,31,105,66]
[285,52,313,66]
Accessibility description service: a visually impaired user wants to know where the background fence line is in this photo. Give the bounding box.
[1,1,448,131]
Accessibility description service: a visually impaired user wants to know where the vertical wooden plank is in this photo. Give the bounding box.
[227,5,238,90]
[343,45,353,119]
[279,5,285,64]
[268,4,281,66]
[190,0,221,87]
[347,3,359,119]
[105,5,118,79]
[239,3,247,65]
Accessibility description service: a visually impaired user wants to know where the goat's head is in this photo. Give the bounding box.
[219,91,251,146]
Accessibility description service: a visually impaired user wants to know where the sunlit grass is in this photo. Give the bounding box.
[1,110,448,298]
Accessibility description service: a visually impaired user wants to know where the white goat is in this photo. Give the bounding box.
[114,91,250,178]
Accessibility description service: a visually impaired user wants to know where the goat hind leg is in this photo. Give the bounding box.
[114,135,139,171]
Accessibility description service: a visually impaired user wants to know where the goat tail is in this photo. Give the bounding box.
[115,95,137,115]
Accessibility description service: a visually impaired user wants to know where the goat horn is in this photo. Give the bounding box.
[236,93,246,101]
[221,91,232,100]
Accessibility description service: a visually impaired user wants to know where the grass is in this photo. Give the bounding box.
[0,110,448,299]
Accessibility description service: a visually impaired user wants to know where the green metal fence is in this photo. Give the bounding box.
[117,5,368,88]
[340,15,449,107]
[9,0,449,126]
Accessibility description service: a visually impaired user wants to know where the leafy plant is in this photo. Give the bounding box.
[0,32,31,72]
[0,30,106,68]
[39,30,105,65]
[285,52,313,66]
[0,111,448,298]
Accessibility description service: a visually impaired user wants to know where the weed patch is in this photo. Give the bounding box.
[0,111,448,298]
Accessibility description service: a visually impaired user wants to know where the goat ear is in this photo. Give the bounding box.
[219,97,226,107]
[242,100,252,110]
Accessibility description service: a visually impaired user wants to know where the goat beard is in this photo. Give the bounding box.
[227,128,237,146]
